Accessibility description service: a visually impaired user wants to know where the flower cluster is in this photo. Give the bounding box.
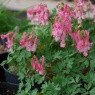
[73,0,94,23]
[1,32,16,51]
[27,3,50,25]
[52,4,72,48]
[20,32,38,52]
[31,55,45,75]
[52,0,94,56]
[72,30,93,56]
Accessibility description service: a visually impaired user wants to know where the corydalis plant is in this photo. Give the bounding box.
[1,1,95,95]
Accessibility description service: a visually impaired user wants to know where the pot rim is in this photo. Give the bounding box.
[3,64,19,77]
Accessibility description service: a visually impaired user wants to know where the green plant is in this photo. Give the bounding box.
[1,0,95,95]
[0,1,30,34]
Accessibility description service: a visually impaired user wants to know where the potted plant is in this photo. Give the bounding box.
[1,0,95,95]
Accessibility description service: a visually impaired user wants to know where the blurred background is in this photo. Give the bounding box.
[2,0,95,11]
[0,0,95,34]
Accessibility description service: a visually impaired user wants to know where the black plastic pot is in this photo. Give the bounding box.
[3,65,43,89]
[0,37,8,82]
[0,82,18,95]
[0,53,8,82]
[0,53,8,63]
[3,64,20,84]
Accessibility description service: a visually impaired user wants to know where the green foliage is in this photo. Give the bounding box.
[1,1,95,95]
[0,4,30,34]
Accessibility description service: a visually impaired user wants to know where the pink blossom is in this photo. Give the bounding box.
[52,4,72,47]
[58,4,72,34]
[72,0,86,24]
[31,55,45,75]
[27,3,49,25]
[72,0,94,24]
[52,20,63,42]
[31,36,38,52]
[73,30,93,56]
[58,4,71,19]
[20,32,28,47]
[1,32,16,51]
[27,6,35,21]
[20,32,38,52]
[60,32,66,48]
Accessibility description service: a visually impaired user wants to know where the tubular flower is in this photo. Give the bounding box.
[20,32,28,47]
[72,0,94,24]
[31,55,45,75]
[27,3,50,25]
[52,4,72,48]
[52,20,63,42]
[1,32,16,51]
[73,30,93,56]
[20,32,38,52]
[58,4,72,34]
[72,0,86,24]
[60,31,66,48]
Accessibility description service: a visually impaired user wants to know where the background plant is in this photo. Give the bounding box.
[0,1,31,34]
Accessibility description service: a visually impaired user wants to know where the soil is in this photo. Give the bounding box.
[0,44,8,54]
[0,88,17,95]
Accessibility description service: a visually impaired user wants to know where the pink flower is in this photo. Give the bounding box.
[27,6,35,21]
[27,3,49,25]
[31,36,38,52]
[1,32,16,51]
[58,4,71,19]
[52,20,63,42]
[60,32,66,48]
[52,4,72,47]
[20,32,38,52]
[72,0,86,24]
[73,30,93,56]
[58,4,72,34]
[20,32,28,47]
[31,55,45,75]
[72,0,94,24]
